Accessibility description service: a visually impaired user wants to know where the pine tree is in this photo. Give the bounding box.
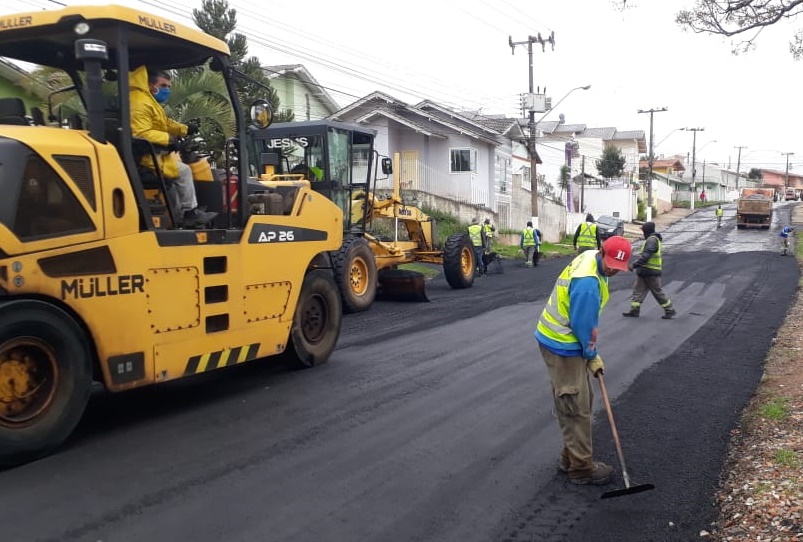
[595,145,626,179]
[192,0,293,122]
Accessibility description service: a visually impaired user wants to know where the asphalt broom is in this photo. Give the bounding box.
[596,373,655,499]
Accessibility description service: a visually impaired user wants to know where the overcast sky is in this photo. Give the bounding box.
[2,0,803,173]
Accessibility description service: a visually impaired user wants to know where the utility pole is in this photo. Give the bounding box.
[510,32,554,227]
[638,107,668,222]
[580,155,586,213]
[686,127,704,210]
[783,152,795,189]
[733,145,747,193]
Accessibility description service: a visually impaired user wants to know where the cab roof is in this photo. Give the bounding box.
[0,4,229,71]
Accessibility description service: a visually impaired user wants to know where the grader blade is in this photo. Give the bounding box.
[377,269,429,302]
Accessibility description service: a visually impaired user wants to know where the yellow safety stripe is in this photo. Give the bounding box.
[184,343,260,375]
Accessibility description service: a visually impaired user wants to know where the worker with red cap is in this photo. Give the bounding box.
[535,235,632,486]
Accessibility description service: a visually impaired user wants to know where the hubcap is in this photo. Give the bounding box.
[349,257,369,296]
[0,338,58,427]
[300,294,328,345]
[461,246,472,275]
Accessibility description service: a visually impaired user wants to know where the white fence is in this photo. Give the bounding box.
[378,161,491,209]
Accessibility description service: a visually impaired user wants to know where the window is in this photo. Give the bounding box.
[13,155,94,240]
[522,166,531,191]
[450,148,477,173]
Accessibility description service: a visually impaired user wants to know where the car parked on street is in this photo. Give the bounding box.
[596,215,625,239]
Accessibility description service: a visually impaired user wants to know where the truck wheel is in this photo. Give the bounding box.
[284,270,342,369]
[332,236,377,313]
[0,300,92,469]
[443,233,475,289]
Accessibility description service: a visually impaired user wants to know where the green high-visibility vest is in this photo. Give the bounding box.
[536,250,609,346]
[468,224,483,247]
[642,236,662,271]
[577,222,598,248]
[522,227,537,247]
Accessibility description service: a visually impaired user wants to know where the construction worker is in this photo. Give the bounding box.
[716,205,723,228]
[622,221,677,319]
[483,218,496,252]
[468,218,486,275]
[130,67,217,228]
[573,213,600,253]
[779,225,795,256]
[535,235,632,485]
[520,221,539,268]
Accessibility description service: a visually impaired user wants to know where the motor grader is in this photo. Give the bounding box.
[248,119,476,313]
[0,5,344,468]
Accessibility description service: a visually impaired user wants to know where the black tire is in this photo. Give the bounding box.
[443,233,475,289]
[284,270,342,369]
[332,236,377,313]
[0,300,92,469]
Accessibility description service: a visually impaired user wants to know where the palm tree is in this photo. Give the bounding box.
[169,66,235,166]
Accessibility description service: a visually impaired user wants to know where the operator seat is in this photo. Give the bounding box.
[0,97,29,125]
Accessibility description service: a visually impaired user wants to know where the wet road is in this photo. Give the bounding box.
[0,203,798,542]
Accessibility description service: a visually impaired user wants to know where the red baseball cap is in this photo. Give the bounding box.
[601,235,632,271]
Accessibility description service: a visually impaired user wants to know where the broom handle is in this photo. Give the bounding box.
[597,373,632,488]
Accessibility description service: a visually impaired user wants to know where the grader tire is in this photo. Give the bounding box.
[284,270,342,369]
[0,300,92,469]
[332,236,377,313]
[443,233,475,289]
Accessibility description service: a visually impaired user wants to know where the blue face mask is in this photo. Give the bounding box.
[153,87,171,103]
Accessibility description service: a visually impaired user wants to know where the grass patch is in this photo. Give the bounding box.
[774,449,800,469]
[398,262,441,279]
[492,236,576,260]
[760,396,790,422]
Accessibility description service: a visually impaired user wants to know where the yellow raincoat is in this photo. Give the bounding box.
[129,65,188,180]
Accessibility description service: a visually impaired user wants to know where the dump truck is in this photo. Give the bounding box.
[736,187,774,229]
[247,120,475,313]
[0,5,344,468]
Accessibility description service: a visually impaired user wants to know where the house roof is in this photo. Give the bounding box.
[581,127,617,140]
[455,111,524,138]
[639,158,686,171]
[330,91,503,146]
[263,64,340,114]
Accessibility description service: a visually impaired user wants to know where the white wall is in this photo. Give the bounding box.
[575,185,637,222]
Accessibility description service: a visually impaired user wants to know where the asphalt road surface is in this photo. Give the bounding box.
[1,203,799,542]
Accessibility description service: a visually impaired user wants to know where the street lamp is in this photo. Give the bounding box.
[529,84,591,226]
[655,127,685,149]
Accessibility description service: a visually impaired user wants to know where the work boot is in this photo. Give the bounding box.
[622,308,640,318]
[569,462,614,485]
[182,207,218,228]
[558,456,570,474]
[662,307,677,320]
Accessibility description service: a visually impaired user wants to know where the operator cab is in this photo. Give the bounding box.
[248,119,387,233]
[0,5,273,237]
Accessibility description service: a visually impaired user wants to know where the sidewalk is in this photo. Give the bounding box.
[623,207,696,238]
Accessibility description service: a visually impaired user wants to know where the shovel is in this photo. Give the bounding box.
[596,372,655,499]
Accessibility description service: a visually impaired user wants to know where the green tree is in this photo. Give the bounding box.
[748,167,763,180]
[595,145,627,179]
[163,67,235,166]
[192,0,293,121]
[558,165,571,202]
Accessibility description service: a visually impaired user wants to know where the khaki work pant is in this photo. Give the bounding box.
[539,344,594,472]
[629,275,672,310]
